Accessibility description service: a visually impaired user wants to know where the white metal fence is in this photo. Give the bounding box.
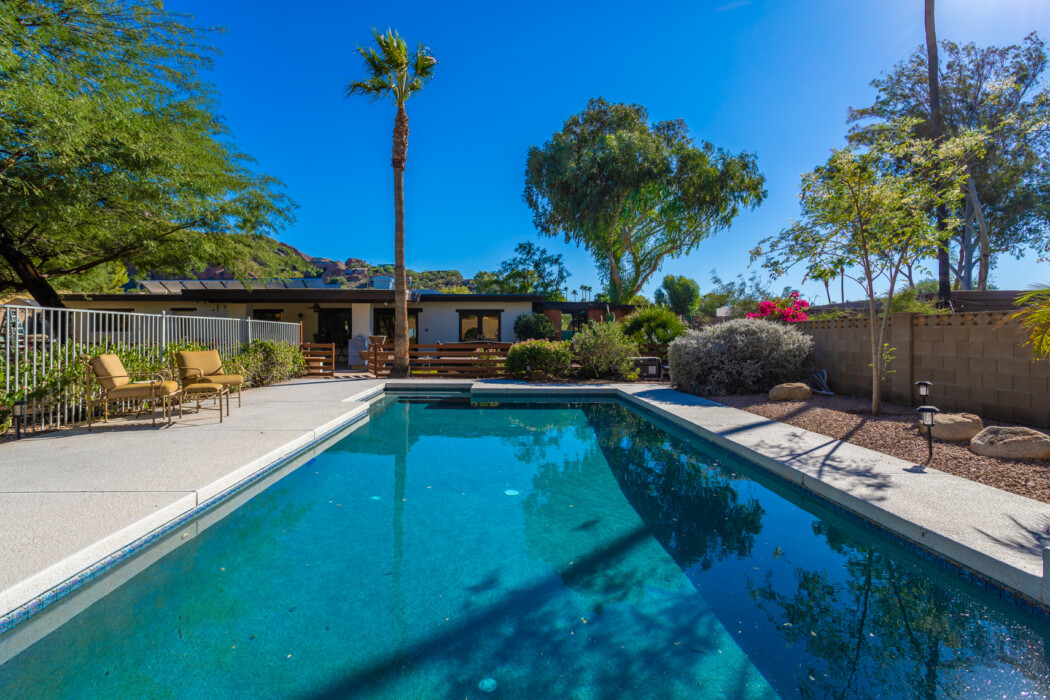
[2,305,301,437]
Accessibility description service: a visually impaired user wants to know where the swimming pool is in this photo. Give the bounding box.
[1,394,1048,698]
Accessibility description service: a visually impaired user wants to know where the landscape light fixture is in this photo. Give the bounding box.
[11,399,26,440]
[915,380,932,405]
[916,405,940,463]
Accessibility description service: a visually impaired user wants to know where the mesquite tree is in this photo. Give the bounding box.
[0,0,300,307]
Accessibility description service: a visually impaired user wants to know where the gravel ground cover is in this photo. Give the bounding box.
[712,393,1050,505]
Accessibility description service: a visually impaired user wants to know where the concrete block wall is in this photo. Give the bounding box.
[798,312,1050,428]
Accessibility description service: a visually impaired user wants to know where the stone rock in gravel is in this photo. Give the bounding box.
[769,383,812,401]
[970,426,1050,460]
[918,413,983,442]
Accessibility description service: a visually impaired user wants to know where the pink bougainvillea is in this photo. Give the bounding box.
[746,291,809,323]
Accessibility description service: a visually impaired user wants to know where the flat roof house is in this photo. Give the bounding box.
[60,281,634,367]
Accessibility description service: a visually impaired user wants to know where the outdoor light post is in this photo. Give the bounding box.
[11,399,26,440]
[915,380,932,405]
[917,405,940,463]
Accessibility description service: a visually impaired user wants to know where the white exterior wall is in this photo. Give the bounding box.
[417,301,533,344]
[350,303,372,340]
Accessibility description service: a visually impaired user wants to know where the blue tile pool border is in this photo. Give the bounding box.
[0,408,370,638]
[3,385,1048,641]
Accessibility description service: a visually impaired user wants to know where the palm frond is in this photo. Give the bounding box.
[375,28,409,69]
[344,76,394,100]
[1013,284,1050,359]
[345,28,436,106]
[412,43,438,82]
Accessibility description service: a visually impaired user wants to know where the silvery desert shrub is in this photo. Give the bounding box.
[668,318,813,395]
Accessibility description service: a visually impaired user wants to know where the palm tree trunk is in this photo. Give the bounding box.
[391,106,410,377]
[925,0,951,308]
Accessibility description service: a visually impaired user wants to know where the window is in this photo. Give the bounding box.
[458,310,501,342]
[317,309,353,344]
[253,309,283,321]
[373,308,419,341]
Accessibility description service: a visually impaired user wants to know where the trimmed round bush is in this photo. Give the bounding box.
[513,313,558,341]
[668,318,813,396]
[571,321,639,380]
[506,339,572,378]
[620,306,686,344]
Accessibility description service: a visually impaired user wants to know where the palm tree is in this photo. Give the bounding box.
[347,29,437,377]
[580,284,592,302]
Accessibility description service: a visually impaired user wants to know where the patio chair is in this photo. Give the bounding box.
[84,354,182,430]
[174,350,245,407]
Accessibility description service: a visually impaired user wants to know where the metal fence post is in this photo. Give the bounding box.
[246,316,253,344]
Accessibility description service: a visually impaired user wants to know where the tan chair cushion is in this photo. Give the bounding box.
[176,350,224,381]
[202,374,243,387]
[183,382,224,395]
[90,354,130,390]
[106,380,179,400]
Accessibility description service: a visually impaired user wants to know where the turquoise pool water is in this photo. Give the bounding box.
[2,395,1049,698]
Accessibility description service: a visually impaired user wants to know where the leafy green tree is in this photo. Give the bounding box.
[850,32,1050,290]
[0,0,301,308]
[656,274,700,318]
[347,28,437,377]
[474,242,569,300]
[752,123,978,414]
[524,98,766,302]
[53,262,129,295]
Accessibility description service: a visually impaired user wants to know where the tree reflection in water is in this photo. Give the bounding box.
[584,403,765,571]
[521,401,1050,699]
[747,519,1050,699]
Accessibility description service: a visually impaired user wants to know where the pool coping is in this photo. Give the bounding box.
[3,378,1049,642]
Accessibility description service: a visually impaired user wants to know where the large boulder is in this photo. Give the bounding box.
[919,413,983,442]
[769,382,812,401]
[970,426,1050,460]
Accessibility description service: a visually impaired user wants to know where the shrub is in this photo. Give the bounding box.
[571,322,639,380]
[668,318,813,396]
[506,339,572,378]
[513,313,557,341]
[620,306,686,344]
[228,340,307,387]
[746,291,809,322]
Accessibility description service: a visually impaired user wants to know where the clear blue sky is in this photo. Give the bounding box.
[170,0,1050,302]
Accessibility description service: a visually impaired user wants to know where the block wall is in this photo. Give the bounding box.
[798,312,1050,428]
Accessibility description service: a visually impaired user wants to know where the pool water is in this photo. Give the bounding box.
[2,396,1049,698]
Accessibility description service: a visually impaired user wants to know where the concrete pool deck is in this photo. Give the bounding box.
[2,378,1050,640]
